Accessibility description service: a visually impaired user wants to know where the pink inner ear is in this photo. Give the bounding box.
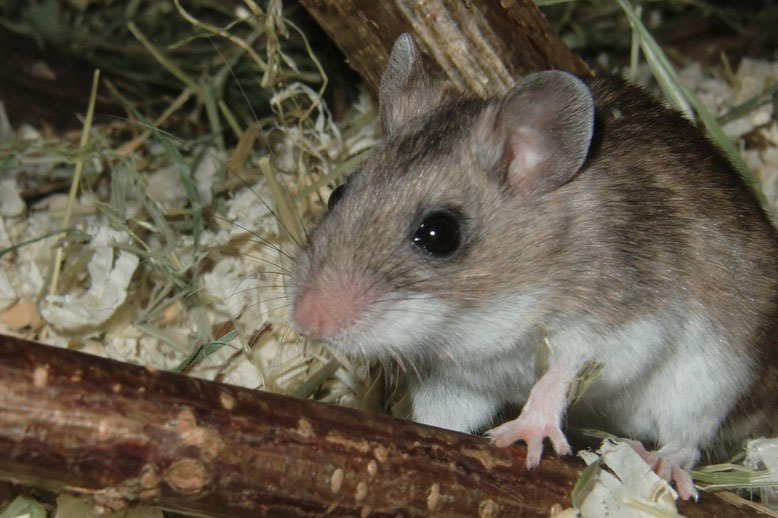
[507,128,548,195]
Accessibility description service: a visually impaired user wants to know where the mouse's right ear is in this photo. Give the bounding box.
[379,33,442,136]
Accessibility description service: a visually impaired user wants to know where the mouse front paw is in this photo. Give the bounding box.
[487,363,575,467]
[487,415,571,468]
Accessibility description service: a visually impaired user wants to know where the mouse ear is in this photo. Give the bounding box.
[379,33,442,135]
[473,71,594,197]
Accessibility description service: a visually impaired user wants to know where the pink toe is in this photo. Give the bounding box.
[672,466,698,500]
[525,440,543,468]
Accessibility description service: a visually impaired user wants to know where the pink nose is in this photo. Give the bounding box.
[292,275,378,340]
[293,289,337,339]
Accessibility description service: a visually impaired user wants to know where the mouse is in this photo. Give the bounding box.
[289,33,778,499]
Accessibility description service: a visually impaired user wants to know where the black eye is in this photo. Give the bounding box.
[328,184,345,210]
[412,211,462,257]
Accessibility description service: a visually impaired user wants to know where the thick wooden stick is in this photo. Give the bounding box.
[0,335,760,516]
[0,334,579,517]
[297,0,590,97]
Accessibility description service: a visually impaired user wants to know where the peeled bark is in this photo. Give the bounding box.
[296,0,591,97]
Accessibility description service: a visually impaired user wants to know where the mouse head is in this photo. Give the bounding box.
[290,34,595,363]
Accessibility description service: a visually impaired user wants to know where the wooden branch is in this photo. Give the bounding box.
[0,334,577,516]
[297,0,590,97]
[0,334,761,517]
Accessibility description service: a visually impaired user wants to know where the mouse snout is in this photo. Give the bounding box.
[291,271,380,341]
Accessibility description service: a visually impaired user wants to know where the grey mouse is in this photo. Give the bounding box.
[290,33,778,499]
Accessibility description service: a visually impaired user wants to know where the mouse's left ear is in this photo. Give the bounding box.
[473,71,595,197]
[379,33,443,136]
